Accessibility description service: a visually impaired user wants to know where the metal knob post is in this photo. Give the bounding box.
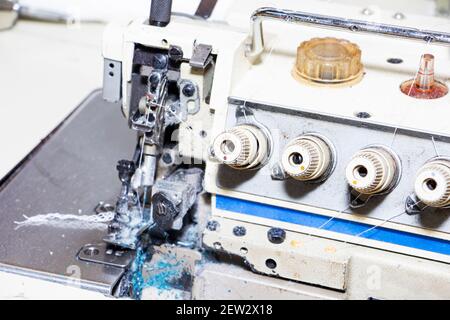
[149,0,173,27]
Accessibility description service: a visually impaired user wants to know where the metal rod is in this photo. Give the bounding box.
[246,7,450,59]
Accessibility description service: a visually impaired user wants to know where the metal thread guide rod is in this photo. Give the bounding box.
[246,7,450,59]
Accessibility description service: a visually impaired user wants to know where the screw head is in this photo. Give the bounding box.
[233,226,246,237]
[354,111,371,119]
[206,220,219,231]
[152,54,167,69]
[149,73,160,85]
[267,228,286,244]
[162,153,172,164]
[265,258,277,269]
[169,46,184,61]
[182,83,196,97]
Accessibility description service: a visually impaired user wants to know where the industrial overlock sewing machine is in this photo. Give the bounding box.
[1,0,450,299]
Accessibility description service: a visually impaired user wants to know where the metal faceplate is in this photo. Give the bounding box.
[0,91,137,295]
[215,98,450,235]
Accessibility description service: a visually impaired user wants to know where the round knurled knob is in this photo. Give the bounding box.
[293,37,363,85]
[346,147,397,195]
[414,160,450,208]
[212,125,259,169]
[281,135,331,181]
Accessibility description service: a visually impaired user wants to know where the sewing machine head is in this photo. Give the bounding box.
[101,0,450,299]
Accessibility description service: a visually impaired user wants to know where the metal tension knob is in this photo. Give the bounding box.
[281,135,332,181]
[212,125,269,170]
[346,147,398,195]
[414,159,450,208]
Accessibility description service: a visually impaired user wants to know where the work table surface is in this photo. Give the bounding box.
[0,20,105,180]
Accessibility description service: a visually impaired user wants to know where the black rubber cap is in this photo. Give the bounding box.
[149,0,173,27]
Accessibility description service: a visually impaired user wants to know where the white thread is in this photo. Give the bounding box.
[314,192,364,231]
[390,127,398,147]
[14,211,115,230]
[353,211,406,239]
[341,200,425,248]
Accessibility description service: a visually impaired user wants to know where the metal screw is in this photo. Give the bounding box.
[169,46,183,61]
[423,35,435,43]
[152,54,167,69]
[233,226,246,237]
[162,153,172,164]
[267,228,286,244]
[355,111,371,119]
[206,220,219,231]
[149,73,160,85]
[265,258,277,269]
[182,83,196,97]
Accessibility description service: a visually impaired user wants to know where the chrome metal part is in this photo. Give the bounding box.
[130,69,168,140]
[246,7,450,59]
[179,79,201,115]
[103,59,122,103]
[0,0,19,30]
[77,243,135,269]
[0,91,136,295]
[152,168,204,231]
[190,43,213,69]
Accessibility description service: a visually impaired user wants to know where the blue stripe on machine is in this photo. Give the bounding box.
[215,195,450,256]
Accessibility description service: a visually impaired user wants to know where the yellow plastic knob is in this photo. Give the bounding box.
[293,37,363,86]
